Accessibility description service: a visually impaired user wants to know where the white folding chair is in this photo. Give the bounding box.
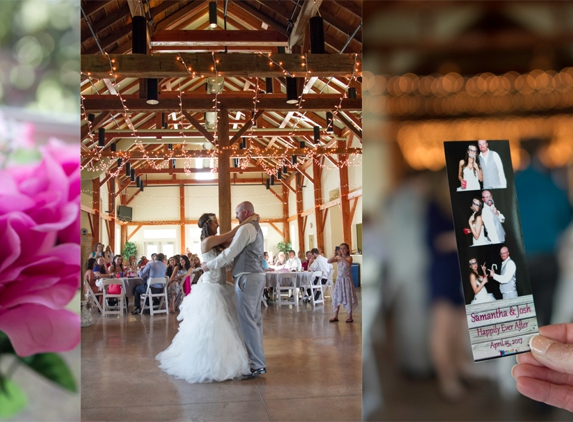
[140,277,169,316]
[276,273,298,307]
[101,279,126,316]
[84,280,103,313]
[310,271,325,306]
[324,267,335,299]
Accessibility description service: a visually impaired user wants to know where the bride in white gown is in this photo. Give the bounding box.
[469,259,496,304]
[156,212,258,383]
[457,145,482,191]
[468,198,490,247]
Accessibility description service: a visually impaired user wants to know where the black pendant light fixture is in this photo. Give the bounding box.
[277,169,282,180]
[292,155,297,165]
[234,158,239,167]
[146,78,159,105]
[98,128,105,147]
[132,16,147,54]
[266,179,270,190]
[313,126,320,144]
[266,78,273,94]
[348,87,357,98]
[241,137,247,149]
[140,183,144,192]
[87,113,95,123]
[117,158,122,167]
[172,159,176,168]
[110,143,117,152]
[168,143,173,150]
[309,15,325,54]
[299,140,305,148]
[282,164,287,174]
[326,112,334,133]
[125,162,131,177]
[136,176,141,188]
[209,1,217,28]
[130,168,136,182]
[286,77,299,104]
[161,113,167,129]
[270,175,275,185]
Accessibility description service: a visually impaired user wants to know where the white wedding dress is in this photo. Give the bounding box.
[471,216,490,247]
[471,279,496,304]
[460,166,480,191]
[156,248,250,383]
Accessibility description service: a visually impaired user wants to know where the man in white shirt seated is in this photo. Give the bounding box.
[306,248,330,301]
[132,253,167,314]
[285,250,302,272]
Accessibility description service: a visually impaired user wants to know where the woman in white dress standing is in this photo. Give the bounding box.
[469,259,496,303]
[458,144,482,191]
[468,198,490,246]
[156,212,258,383]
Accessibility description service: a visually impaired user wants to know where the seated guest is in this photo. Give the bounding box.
[108,255,125,277]
[301,251,312,271]
[132,253,167,314]
[168,256,191,312]
[138,256,149,268]
[126,255,138,274]
[93,257,109,278]
[262,252,270,271]
[85,258,104,308]
[104,245,114,264]
[273,251,288,270]
[89,243,105,260]
[306,248,330,301]
[165,256,177,279]
[286,250,302,271]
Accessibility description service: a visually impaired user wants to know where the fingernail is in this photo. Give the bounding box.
[511,364,517,379]
[530,335,554,355]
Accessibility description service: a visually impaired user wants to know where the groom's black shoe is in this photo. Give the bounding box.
[241,373,255,380]
[131,308,141,315]
[251,368,266,376]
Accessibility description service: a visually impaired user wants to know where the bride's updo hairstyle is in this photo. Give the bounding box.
[198,213,216,240]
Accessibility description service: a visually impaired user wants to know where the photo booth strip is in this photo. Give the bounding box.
[444,140,539,361]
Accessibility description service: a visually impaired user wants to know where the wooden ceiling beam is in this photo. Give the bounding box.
[82,95,362,112]
[233,1,287,35]
[83,146,361,159]
[182,111,215,144]
[122,167,269,174]
[289,0,323,49]
[82,4,130,43]
[155,0,209,32]
[85,22,133,55]
[229,110,264,146]
[82,1,108,17]
[335,112,362,140]
[81,112,109,141]
[151,30,288,47]
[82,53,361,78]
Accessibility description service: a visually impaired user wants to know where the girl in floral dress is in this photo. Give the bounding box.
[328,243,358,323]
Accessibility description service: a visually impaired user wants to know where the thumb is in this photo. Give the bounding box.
[530,335,573,374]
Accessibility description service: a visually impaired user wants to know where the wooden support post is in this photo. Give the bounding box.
[312,160,324,253]
[92,177,101,245]
[282,184,290,244]
[218,106,231,234]
[120,194,127,250]
[108,178,116,252]
[180,184,186,254]
[338,140,352,250]
[295,178,305,254]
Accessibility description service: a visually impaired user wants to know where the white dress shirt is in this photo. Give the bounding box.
[309,255,330,277]
[286,257,302,271]
[493,258,516,285]
[206,224,259,275]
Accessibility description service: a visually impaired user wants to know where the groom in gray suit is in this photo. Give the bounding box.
[201,201,267,377]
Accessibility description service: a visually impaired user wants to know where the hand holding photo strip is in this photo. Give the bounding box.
[444,140,539,361]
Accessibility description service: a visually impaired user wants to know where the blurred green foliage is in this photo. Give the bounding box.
[0,0,78,118]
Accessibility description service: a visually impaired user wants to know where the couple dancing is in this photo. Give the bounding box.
[156,201,267,383]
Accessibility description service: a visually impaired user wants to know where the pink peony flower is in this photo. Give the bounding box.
[0,139,80,357]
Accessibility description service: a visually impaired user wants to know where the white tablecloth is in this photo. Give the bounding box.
[95,277,144,298]
[265,271,314,288]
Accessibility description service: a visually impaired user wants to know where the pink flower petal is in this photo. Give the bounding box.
[0,305,80,357]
